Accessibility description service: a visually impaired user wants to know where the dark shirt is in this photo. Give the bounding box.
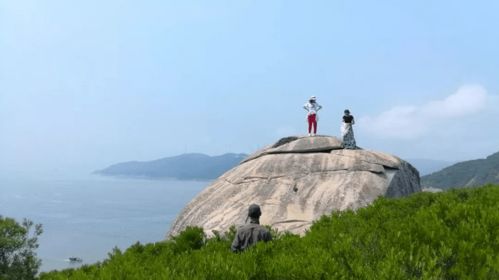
[231,221,272,252]
[343,115,354,123]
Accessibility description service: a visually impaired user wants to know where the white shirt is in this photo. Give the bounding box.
[303,102,322,115]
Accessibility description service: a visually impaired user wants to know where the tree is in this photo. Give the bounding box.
[0,216,43,280]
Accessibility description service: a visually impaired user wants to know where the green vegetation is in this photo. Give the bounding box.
[0,216,43,280]
[422,151,499,189]
[41,185,499,279]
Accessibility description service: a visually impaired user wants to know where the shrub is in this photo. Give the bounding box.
[40,185,499,279]
[0,216,42,280]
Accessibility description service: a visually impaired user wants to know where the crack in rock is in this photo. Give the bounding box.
[223,168,387,185]
[242,148,344,164]
[330,151,400,169]
[271,219,311,226]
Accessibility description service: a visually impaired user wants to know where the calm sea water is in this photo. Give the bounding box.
[0,174,207,272]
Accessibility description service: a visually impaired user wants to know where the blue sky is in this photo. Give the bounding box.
[1,1,498,176]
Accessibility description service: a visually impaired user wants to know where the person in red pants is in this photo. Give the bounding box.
[303,96,322,136]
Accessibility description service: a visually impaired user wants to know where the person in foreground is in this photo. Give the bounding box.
[341,109,357,149]
[231,204,272,252]
[303,96,322,136]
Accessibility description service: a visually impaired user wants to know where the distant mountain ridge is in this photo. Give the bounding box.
[96,153,247,180]
[421,151,499,189]
[404,158,453,176]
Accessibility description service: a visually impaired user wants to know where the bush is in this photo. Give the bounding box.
[40,185,499,279]
[171,226,206,253]
[0,216,43,280]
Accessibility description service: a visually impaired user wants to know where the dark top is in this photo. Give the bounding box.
[343,115,354,123]
[231,221,272,252]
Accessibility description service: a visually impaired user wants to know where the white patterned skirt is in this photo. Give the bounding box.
[341,123,357,149]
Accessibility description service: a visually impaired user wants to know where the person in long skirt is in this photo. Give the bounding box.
[303,96,322,136]
[341,109,357,149]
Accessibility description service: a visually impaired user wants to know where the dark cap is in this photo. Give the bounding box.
[248,204,262,218]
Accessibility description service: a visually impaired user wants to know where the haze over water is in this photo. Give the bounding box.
[0,174,206,272]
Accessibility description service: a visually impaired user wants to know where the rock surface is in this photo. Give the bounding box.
[168,136,421,237]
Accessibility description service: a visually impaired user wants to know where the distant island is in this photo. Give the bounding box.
[95,153,247,180]
[421,151,499,189]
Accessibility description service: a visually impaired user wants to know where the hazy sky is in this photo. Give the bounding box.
[1,1,498,176]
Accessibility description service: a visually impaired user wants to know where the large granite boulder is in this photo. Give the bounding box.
[168,136,421,237]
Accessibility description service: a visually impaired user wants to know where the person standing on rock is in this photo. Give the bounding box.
[303,96,322,136]
[231,204,272,252]
[341,109,357,149]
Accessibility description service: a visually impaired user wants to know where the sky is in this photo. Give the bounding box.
[1,0,498,177]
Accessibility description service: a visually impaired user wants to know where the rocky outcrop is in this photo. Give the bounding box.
[168,136,421,237]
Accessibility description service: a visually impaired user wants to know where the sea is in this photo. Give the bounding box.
[0,174,208,272]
